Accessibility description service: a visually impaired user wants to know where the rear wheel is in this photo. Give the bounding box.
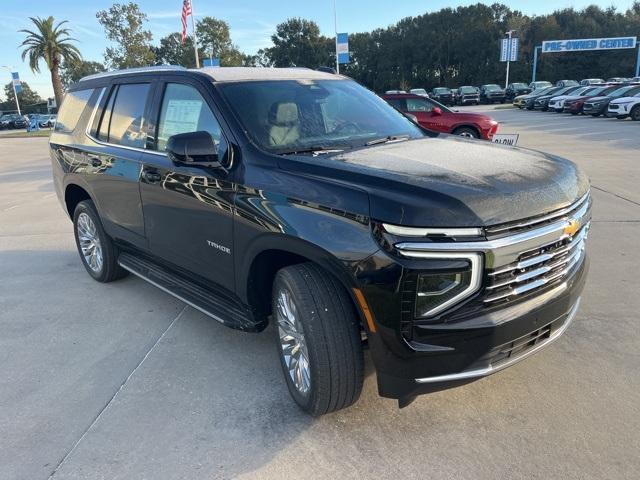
[631,105,640,121]
[454,126,480,139]
[273,263,364,416]
[73,200,127,282]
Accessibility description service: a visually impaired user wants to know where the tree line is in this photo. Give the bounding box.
[3,1,640,112]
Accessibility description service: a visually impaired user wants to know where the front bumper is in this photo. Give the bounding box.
[373,258,587,406]
[583,104,605,115]
[606,104,631,117]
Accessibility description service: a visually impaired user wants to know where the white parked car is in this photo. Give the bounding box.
[409,88,430,97]
[606,92,640,120]
[548,86,598,112]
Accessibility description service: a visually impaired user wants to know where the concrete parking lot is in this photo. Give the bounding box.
[1,109,639,480]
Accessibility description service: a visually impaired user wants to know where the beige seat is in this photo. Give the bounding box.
[268,102,300,147]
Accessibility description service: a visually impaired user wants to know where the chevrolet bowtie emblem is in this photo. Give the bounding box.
[564,219,580,236]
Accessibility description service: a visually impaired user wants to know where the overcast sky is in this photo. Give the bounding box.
[1,0,636,99]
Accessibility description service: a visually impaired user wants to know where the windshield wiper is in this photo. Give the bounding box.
[276,145,350,156]
[365,135,411,147]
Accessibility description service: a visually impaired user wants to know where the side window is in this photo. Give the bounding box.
[54,89,94,133]
[97,83,150,148]
[406,98,433,112]
[386,98,406,111]
[156,83,227,158]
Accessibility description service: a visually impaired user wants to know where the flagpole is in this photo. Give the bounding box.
[333,0,339,74]
[190,0,200,68]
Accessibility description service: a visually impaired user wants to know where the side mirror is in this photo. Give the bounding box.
[166,131,223,168]
[432,107,443,116]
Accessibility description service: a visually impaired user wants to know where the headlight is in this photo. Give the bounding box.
[413,253,482,318]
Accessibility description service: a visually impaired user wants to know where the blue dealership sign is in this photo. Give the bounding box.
[203,58,220,67]
[542,36,637,53]
[11,72,21,93]
[336,32,349,64]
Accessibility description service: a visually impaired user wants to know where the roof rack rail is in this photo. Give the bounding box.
[80,65,187,82]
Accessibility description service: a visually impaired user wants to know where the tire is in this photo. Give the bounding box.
[72,200,127,282]
[453,126,480,139]
[272,263,364,416]
[591,113,600,117]
[631,105,640,121]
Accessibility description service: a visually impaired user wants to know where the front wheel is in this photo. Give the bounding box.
[273,263,364,416]
[454,126,480,139]
[630,105,640,121]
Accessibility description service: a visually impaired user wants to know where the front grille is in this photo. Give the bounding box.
[609,104,619,110]
[484,225,588,304]
[485,192,589,238]
[486,323,553,365]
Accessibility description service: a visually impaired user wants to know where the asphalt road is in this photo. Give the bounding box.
[1,109,639,480]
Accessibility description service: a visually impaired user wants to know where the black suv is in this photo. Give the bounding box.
[479,84,506,104]
[430,87,454,105]
[505,83,531,101]
[0,114,27,129]
[50,67,590,415]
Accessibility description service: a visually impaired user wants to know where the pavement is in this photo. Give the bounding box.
[1,109,639,480]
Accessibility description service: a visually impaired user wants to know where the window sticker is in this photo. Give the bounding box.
[160,99,203,138]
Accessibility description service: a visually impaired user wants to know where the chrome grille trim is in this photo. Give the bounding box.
[483,226,587,303]
[485,191,589,235]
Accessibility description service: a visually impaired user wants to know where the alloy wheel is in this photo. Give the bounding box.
[76,212,103,273]
[276,288,311,395]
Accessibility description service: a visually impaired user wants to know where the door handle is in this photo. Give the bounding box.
[142,170,162,183]
[89,157,102,167]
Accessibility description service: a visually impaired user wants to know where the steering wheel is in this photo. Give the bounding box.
[333,121,362,135]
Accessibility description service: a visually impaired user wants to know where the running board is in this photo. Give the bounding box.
[118,252,263,332]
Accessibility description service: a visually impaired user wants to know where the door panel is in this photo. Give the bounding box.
[140,81,236,291]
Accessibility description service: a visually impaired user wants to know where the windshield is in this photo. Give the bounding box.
[534,82,552,88]
[512,83,527,88]
[410,88,427,94]
[608,86,640,97]
[459,86,477,94]
[218,79,424,154]
[433,88,451,94]
[484,85,501,91]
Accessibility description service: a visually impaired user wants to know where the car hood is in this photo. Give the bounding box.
[610,96,640,104]
[445,111,494,122]
[293,137,589,227]
[585,96,611,103]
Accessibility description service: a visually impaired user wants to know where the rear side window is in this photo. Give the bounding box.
[386,98,406,111]
[55,89,93,133]
[97,83,150,148]
[406,98,433,112]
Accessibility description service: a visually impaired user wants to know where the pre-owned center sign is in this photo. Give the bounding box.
[542,36,637,53]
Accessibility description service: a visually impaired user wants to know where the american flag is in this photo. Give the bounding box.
[181,0,192,44]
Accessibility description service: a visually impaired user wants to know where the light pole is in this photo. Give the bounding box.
[1,65,21,115]
[333,0,339,74]
[532,46,542,83]
[504,30,516,88]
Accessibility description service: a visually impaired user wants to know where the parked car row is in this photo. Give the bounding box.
[0,113,57,130]
[512,81,640,120]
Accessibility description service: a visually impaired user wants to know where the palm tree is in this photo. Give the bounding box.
[19,16,82,109]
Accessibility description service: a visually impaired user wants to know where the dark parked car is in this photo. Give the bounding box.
[0,114,27,129]
[505,83,530,101]
[523,87,564,110]
[430,87,454,105]
[382,93,498,139]
[529,81,553,91]
[479,84,506,104]
[456,86,480,105]
[50,66,590,414]
[533,86,581,111]
[563,85,619,114]
[583,85,640,116]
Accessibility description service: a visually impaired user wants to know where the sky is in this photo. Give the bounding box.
[0,0,636,100]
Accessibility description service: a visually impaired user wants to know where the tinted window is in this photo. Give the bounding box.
[218,79,422,153]
[386,98,406,110]
[406,98,434,112]
[98,83,150,148]
[156,83,226,158]
[55,89,93,133]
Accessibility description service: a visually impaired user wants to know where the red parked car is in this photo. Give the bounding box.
[382,93,499,139]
